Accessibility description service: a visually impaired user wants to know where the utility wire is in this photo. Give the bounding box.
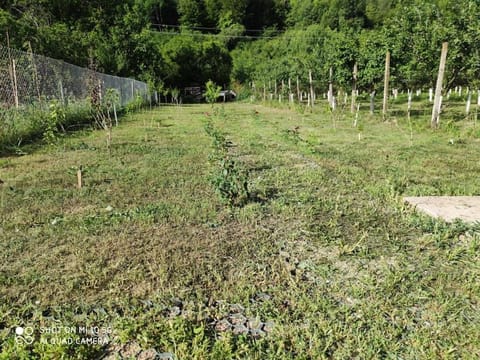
[151,25,322,41]
[152,23,284,34]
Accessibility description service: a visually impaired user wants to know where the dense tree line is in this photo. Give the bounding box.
[232,0,480,92]
[1,0,479,93]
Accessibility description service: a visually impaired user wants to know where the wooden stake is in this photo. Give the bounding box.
[27,41,41,102]
[77,166,83,189]
[466,90,471,115]
[113,103,118,126]
[309,70,314,107]
[351,62,358,113]
[296,76,300,102]
[354,103,360,127]
[407,89,412,119]
[6,31,18,107]
[328,67,333,106]
[11,59,19,108]
[382,51,390,121]
[288,78,293,103]
[431,42,448,128]
[59,80,65,105]
[370,91,375,114]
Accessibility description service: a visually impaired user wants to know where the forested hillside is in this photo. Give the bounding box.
[1,0,479,91]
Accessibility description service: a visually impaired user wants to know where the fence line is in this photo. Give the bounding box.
[0,45,148,109]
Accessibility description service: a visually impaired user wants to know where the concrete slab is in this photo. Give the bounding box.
[404,196,480,224]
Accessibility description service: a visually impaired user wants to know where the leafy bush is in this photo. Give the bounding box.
[210,156,250,207]
[205,80,221,106]
[204,119,249,207]
[43,100,65,145]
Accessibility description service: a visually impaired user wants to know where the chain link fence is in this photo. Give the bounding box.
[0,44,148,108]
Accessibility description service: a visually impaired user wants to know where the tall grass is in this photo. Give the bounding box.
[0,100,93,153]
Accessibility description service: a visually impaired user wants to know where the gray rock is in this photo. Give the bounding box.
[137,349,160,360]
[262,321,275,333]
[215,319,232,332]
[232,324,249,336]
[254,292,271,302]
[157,352,175,360]
[119,341,142,358]
[229,313,247,325]
[249,328,266,339]
[297,260,311,270]
[246,317,263,330]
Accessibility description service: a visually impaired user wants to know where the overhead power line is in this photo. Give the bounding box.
[151,24,323,41]
[152,23,284,34]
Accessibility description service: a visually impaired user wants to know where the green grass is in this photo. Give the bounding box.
[1,99,480,359]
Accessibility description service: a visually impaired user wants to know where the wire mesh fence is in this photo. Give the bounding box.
[0,44,148,109]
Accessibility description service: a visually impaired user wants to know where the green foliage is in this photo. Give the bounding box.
[105,88,120,110]
[2,0,479,99]
[210,156,250,207]
[160,35,232,89]
[43,99,65,145]
[205,80,221,106]
[125,93,145,114]
[231,0,480,95]
[204,119,250,206]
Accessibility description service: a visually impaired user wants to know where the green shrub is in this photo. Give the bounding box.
[205,80,221,107]
[210,156,250,207]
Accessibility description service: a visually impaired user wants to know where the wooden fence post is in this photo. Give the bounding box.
[296,76,300,102]
[351,62,357,113]
[27,41,41,102]
[407,89,412,118]
[11,59,19,108]
[77,165,83,189]
[431,42,448,128]
[370,91,375,114]
[382,51,390,121]
[309,70,314,107]
[466,90,471,115]
[328,67,333,107]
[288,78,293,104]
[59,80,65,105]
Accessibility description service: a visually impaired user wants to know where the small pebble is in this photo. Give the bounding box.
[255,292,271,302]
[168,306,181,318]
[229,303,245,314]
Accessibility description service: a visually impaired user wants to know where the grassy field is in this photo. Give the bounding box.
[1,98,480,359]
